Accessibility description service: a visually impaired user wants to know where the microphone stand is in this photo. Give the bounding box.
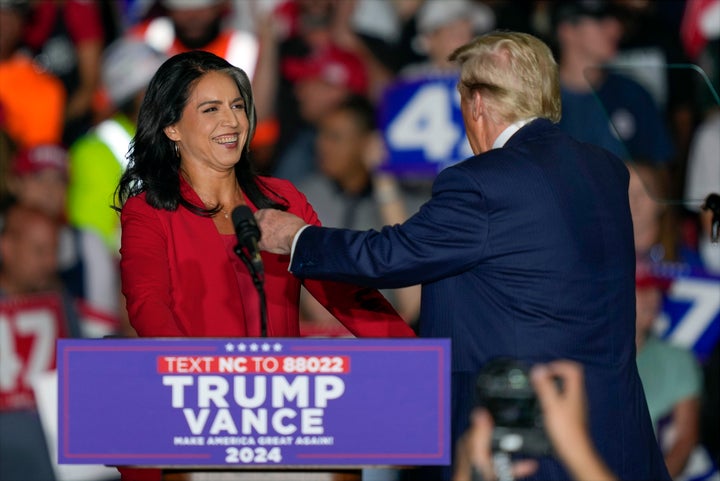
[234,246,268,337]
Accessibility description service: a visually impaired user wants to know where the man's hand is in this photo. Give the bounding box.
[254,209,308,255]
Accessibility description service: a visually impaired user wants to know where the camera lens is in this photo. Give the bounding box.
[474,357,552,456]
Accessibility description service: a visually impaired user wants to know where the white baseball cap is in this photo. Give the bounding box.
[102,39,167,106]
[417,0,495,35]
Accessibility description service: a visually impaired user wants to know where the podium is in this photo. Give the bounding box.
[57,338,450,479]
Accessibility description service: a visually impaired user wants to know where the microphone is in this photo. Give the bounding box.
[231,205,264,276]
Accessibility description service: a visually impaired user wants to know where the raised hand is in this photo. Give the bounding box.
[531,361,617,481]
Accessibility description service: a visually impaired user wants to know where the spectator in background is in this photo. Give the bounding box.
[400,0,495,79]
[627,161,674,264]
[298,94,424,234]
[273,37,368,183]
[0,0,65,149]
[265,0,370,181]
[0,203,83,481]
[297,95,424,331]
[7,145,121,333]
[331,1,495,99]
[329,0,424,101]
[608,0,695,208]
[626,160,708,279]
[129,0,252,70]
[552,0,675,166]
[610,0,695,148]
[634,269,713,480]
[21,0,105,145]
[68,38,166,254]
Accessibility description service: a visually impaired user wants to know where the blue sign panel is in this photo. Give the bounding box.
[657,265,720,362]
[379,76,472,177]
[58,338,450,467]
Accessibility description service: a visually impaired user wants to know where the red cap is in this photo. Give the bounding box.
[282,46,368,95]
[12,144,69,179]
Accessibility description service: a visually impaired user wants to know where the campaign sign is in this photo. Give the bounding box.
[657,265,720,362]
[379,75,473,177]
[58,338,450,467]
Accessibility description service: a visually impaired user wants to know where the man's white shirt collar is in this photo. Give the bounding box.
[492,117,536,149]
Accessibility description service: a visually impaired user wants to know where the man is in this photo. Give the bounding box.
[255,31,669,481]
[0,203,82,481]
[129,0,256,75]
[400,0,494,79]
[553,0,674,165]
[9,144,121,329]
[22,0,105,145]
[273,41,369,184]
[297,95,423,330]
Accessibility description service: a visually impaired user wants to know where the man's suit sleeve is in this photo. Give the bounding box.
[290,165,489,288]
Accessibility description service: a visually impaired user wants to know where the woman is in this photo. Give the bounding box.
[115,49,414,481]
[116,50,414,339]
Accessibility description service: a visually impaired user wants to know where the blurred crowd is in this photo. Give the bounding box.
[0,0,719,480]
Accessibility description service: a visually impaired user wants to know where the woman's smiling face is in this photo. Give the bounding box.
[164,71,249,173]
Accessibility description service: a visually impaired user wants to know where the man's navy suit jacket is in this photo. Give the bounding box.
[291,119,669,480]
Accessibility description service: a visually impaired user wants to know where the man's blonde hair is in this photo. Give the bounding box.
[449,31,561,124]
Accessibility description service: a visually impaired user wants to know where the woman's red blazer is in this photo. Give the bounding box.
[120,175,415,339]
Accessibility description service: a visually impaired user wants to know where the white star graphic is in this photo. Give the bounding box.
[237,343,247,352]
[261,343,271,352]
[273,343,282,352]
[250,343,259,352]
[225,343,235,352]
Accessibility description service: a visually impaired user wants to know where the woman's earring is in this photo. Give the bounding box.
[174,142,180,157]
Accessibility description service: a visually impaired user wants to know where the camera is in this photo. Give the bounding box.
[474,357,554,457]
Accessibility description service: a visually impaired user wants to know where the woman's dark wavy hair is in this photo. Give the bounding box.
[114,50,286,215]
